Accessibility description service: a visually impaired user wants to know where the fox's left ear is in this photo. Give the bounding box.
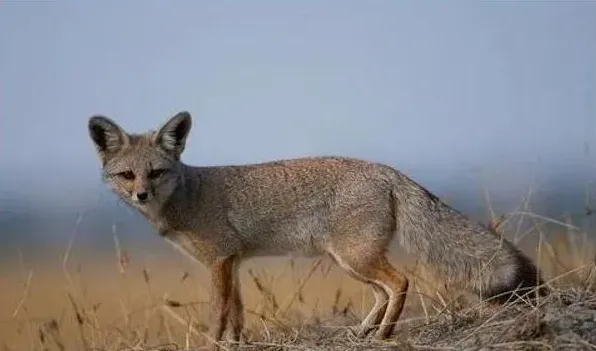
[153,111,192,159]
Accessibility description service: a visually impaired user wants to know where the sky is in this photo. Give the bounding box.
[1,1,595,210]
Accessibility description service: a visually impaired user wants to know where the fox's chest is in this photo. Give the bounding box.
[159,229,219,266]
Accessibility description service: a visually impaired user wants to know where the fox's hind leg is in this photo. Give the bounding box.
[370,257,409,339]
[328,247,408,340]
[328,249,388,336]
[359,285,389,337]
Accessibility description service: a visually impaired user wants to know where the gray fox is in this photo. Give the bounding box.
[88,111,546,348]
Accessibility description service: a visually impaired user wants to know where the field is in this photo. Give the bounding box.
[2,207,596,351]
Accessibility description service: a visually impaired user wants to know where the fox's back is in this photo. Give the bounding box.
[203,156,394,207]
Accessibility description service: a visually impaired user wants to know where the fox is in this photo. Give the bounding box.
[88,111,547,349]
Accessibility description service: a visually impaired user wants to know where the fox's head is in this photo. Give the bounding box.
[88,112,192,215]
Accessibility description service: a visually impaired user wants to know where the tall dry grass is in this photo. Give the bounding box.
[2,195,595,351]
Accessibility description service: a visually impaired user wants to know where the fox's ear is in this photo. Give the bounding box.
[88,116,130,164]
[153,111,192,159]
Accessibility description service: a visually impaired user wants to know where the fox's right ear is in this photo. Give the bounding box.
[88,116,130,165]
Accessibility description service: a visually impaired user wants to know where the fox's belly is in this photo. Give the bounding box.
[229,210,332,258]
[244,237,325,258]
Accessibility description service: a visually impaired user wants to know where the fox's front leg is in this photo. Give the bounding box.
[207,256,236,349]
[227,262,244,342]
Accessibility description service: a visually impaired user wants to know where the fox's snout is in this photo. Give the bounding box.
[135,191,149,202]
[132,188,150,203]
[129,176,153,204]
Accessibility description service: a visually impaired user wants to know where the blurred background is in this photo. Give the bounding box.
[1,2,596,349]
[1,1,595,258]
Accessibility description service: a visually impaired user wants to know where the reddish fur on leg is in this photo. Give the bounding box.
[208,256,236,349]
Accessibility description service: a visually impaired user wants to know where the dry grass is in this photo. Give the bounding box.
[2,205,596,351]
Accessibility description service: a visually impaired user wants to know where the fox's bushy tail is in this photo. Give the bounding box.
[391,171,547,303]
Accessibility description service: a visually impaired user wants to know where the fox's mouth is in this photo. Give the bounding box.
[126,197,151,214]
[130,195,149,206]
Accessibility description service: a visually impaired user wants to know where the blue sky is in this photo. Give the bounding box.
[1,1,595,208]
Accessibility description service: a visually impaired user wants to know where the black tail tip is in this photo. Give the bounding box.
[485,276,550,306]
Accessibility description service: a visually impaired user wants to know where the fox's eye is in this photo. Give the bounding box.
[117,171,135,180]
[149,169,167,179]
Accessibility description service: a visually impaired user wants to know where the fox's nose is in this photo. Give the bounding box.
[136,192,148,202]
